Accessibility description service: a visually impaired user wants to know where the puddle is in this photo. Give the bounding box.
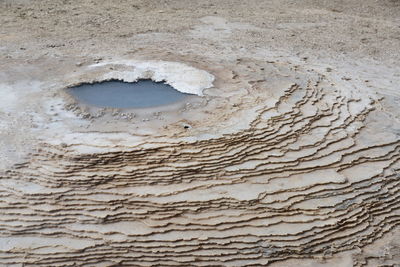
[67,80,191,108]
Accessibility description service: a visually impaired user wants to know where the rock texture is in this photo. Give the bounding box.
[0,0,400,266]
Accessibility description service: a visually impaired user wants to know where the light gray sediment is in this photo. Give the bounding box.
[0,0,400,266]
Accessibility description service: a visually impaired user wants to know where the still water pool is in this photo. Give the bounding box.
[67,80,190,108]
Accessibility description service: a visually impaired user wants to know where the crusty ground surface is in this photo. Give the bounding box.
[1,0,400,266]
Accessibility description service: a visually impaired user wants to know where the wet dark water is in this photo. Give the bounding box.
[67,80,189,108]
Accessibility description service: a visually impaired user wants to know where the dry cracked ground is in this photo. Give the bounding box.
[1,0,400,266]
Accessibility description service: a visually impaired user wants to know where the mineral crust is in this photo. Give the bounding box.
[0,0,399,266]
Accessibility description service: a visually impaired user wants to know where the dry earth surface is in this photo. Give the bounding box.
[1,0,400,266]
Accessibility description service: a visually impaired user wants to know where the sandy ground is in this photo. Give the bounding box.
[1,0,400,266]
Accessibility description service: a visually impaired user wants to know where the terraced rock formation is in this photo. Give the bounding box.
[1,55,399,266]
[1,0,400,266]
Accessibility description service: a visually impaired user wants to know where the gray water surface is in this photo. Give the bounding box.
[67,80,190,108]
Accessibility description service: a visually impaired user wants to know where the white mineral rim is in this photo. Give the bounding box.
[89,60,215,96]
